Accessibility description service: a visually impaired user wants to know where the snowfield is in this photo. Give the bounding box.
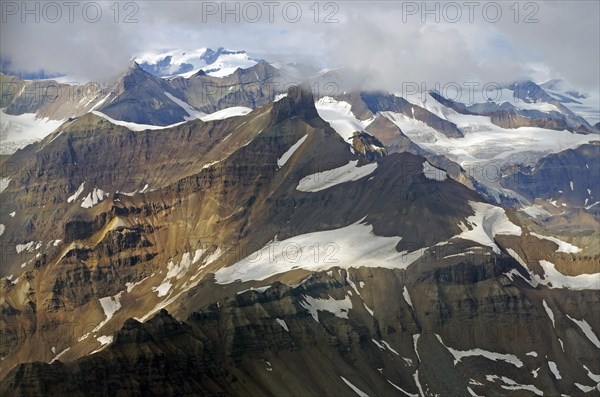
[214,220,428,284]
[455,201,522,253]
[315,96,374,147]
[536,260,600,290]
[382,93,598,201]
[0,110,65,154]
[297,160,378,192]
[300,294,353,322]
[92,111,186,131]
[200,106,252,121]
[529,232,582,253]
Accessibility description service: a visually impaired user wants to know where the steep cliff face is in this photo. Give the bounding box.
[2,262,599,397]
[0,86,598,397]
[502,142,600,210]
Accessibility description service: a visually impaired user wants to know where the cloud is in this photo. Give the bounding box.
[1,0,598,93]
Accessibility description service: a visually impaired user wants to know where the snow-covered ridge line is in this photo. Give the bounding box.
[91,110,186,131]
[300,294,352,322]
[91,105,252,131]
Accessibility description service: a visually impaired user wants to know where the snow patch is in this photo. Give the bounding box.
[467,387,484,397]
[315,97,374,146]
[81,187,108,208]
[380,340,400,356]
[278,135,308,168]
[436,334,523,367]
[214,220,427,284]
[275,318,289,332]
[530,232,581,253]
[388,380,418,396]
[164,92,205,119]
[566,315,600,348]
[456,201,522,253]
[67,182,85,203]
[200,107,252,121]
[92,110,186,131]
[97,335,113,345]
[236,285,270,295]
[543,300,556,328]
[485,375,543,396]
[537,260,600,290]
[520,204,551,218]
[575,383,598,393]
[49,347,71,363]
[202,52,257,78]
[300,294,352,322]
[340,376,370,397]
[297,160,378,192]
[152,281,172,297]
[548,361,561,379]
[125,277,148,293]
[165,253,194,280]
[16,241,39,253]
[92,291,123,332]
[403,286,413,310]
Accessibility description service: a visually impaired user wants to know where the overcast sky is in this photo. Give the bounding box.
[1,0,598,93]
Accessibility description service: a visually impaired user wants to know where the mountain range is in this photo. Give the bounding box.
[0,49,599,397]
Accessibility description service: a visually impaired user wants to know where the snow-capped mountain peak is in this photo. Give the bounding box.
[134,47,258,78]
